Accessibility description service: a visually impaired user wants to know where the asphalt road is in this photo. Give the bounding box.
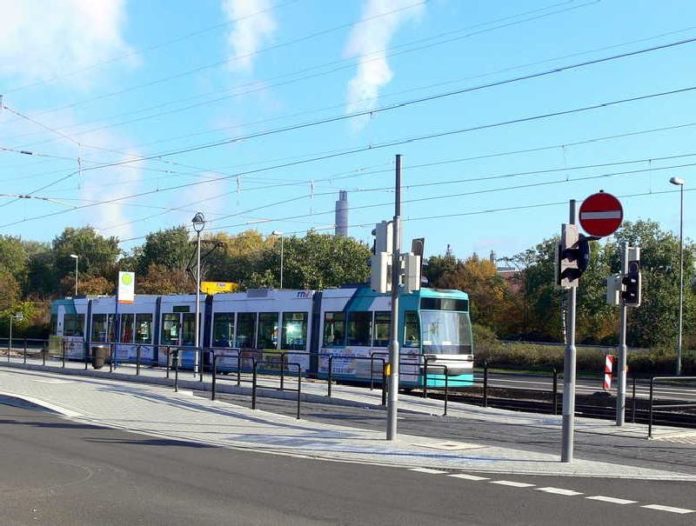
[1,401,695,526]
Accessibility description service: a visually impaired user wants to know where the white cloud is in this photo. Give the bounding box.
[344,0,425,129]
[222,0,277,72]
[0,0,134,86]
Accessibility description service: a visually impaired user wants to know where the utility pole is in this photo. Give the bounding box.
[561,200,578,463]
[387,154,402,441]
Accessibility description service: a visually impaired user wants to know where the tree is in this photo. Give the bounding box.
[137,226,192,275]
[424,252,457,286]
[0,236,28,284]
[137,263,194,295]
[52,227,120,284]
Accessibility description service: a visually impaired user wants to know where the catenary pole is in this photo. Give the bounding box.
[561,199,577,462]
[387,154,401,441]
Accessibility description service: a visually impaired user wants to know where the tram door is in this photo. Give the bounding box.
[161,312,199,368]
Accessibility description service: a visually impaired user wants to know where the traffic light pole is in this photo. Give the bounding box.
[387,154,401,441]
[561,199,577,463]
[616,242,629,426]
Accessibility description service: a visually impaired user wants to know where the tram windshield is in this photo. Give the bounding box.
[420,310,472,355]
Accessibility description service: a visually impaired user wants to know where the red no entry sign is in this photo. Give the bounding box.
[579,192,623,237]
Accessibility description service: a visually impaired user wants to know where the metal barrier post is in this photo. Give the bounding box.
[648,377,654,438]
[631,375,637,424]
[252,360,258,410]
[328,355,333,398]
[83,341,88,370]
[211,355,217,401]
[237,352,242,387]
[370,354,376,391]
[174,350,179,393]
[444,366,449,416]
[280,353,286,391]
[165,346,170,379]
[483,361,489,408]
[382,361,387,406]
[62,341,66,368]
[552,368,558,415]
[23,339,27,365]
[296,364,301,420]
[136,345,141,376]
[109,344,114,373]
[199,349,204,382]
[42,344,46,366]
[423,358,429,399]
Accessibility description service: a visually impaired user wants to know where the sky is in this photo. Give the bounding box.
[1,0,695,262]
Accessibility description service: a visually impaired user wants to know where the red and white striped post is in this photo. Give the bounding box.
[603,355,615,391]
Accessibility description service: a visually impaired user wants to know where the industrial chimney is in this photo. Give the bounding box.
[335,190,348,237]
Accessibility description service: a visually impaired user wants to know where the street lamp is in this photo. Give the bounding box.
[192,212,205,375]
[669,176,686,375]
[70,254,79,296]
[272,230,284,289]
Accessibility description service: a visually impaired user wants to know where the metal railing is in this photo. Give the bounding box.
[324,354,387,406]
[648,376,696,438]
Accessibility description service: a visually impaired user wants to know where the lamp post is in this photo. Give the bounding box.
[70,254,79,296]
[272,230,284,289]
[669,176,686,375]
[192,212,206,375]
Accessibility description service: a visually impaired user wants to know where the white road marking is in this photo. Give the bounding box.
[449,474,489,481]
[536,487,583,496]
[410,468,447,474]
[586,496,637,505]
[641,504,694,514]
[491,480,535,488]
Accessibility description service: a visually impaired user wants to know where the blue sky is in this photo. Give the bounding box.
[1,0,695,261]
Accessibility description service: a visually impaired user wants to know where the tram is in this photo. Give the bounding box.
[50,285,474,388]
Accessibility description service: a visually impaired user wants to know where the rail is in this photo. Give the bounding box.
[648,376,696,438]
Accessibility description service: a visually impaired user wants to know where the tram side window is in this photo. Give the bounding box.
[403,311,420,348]
[281,312,308,350]
[120,314,135,343]
[181,313,196,346]
[347,311,371,347]
[323,312,345,347]
[135,314,153,344]
[91,314,114,342]
[161,314,180,345]
[373,312,391,348]
[63,314,84,337]
[257,313,279,349]
[213,313,235,347]
[236,313,256,349]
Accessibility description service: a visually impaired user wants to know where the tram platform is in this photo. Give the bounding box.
[0,361,695,481]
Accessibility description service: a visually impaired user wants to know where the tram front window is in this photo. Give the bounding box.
[420,310,472,355]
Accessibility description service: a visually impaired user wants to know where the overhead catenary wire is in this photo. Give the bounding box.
[3,82,696,230]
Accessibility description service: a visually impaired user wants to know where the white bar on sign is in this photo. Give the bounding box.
[580,211,622,220]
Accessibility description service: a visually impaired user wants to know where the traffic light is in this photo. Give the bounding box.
[402,253,421,293]
[370,252,391,293]
[605,274,622,306]
[621,260,641,307]
[557,224,591,288]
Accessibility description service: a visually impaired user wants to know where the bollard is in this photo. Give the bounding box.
[62,341,66,368]
[444,366,449,416]
[109,344,114,373]
[381,362,387,406]
[280,353,286,391]
[199,349,204,383]
[84,341,88,370]
[136,345,141,376]
[483,361,489,408]
[423,358,429,399]
[648,378,654,438]
[23,339,27,365]
[237,352,242,387]
[165,347,171,379]
[42,344,46,366]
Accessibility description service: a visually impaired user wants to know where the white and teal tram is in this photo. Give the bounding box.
[50,286,474,389]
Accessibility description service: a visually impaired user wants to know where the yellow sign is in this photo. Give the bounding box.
[200,281,238,294]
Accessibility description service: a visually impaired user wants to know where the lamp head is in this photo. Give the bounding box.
[192,212,206,233]
[272,230,283,236]
[70,254,79,259]
[670,176,686,186]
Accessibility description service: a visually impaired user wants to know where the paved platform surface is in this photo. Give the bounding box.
[1,364,695,481]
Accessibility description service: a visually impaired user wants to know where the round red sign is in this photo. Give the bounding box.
[579,192,623,237]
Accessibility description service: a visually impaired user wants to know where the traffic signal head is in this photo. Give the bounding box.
[557,224,591,288]
[621,260,641,307]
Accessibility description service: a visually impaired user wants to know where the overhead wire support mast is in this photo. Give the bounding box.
[387,155,402,441]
